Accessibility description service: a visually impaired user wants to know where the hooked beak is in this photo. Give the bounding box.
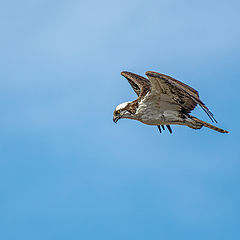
[113,116,121,123]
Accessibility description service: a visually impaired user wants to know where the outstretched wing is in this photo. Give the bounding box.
[145,71,217,123]
[121,71,150,99]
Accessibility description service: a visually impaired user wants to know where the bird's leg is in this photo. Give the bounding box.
[166,125,173,134]
[157,125,173,134]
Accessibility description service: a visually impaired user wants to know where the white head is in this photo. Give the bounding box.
[115,102,130,111]
[113,101,133,123]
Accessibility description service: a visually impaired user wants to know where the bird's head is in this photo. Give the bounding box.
[113,101,133,123]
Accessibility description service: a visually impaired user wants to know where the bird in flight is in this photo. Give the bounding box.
[113,71,228,134]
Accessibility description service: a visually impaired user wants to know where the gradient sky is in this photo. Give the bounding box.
[0,1,240,239]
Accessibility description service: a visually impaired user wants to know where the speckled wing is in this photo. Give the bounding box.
[121,71,150,99]
[145,71,217,122]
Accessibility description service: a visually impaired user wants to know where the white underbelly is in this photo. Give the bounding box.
[139,110,182,126]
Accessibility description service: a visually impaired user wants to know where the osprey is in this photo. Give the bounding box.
[113,71,228,134]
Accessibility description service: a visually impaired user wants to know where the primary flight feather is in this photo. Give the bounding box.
[113,71,228,134]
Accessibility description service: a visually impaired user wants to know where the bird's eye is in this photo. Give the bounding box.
[116,110,120,114]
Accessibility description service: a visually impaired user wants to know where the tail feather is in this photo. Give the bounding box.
[190,116,229,134]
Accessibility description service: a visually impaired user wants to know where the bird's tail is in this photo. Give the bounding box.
[190,116,229,134]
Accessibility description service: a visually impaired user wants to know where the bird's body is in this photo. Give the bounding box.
[113,71,228,134]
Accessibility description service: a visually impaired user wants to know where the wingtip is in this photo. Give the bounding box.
[145,71,160,77]
[145,71,154,77]
[121,71,126,77]
[121,71,132,77]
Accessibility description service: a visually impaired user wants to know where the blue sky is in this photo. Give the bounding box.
[0,1,240,239]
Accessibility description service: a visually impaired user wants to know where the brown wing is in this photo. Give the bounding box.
[121,71,150,98]
[145,71,217,123]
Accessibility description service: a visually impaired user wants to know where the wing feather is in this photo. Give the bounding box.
[121,71,150,98]
[145,71,217,123]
